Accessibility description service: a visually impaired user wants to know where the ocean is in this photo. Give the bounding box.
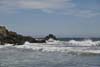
[0,38,100,67]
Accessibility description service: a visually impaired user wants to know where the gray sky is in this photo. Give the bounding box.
[0,0,100,37]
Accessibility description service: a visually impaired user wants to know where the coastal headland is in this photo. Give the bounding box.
[0,26,57,45]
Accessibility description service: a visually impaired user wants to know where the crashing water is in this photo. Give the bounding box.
[0,39,100,67]
[2,39,100,54]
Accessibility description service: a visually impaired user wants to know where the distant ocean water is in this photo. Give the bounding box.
[0,38,100,67]
[58,38,100,41]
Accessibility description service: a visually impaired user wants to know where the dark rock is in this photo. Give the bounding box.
[35,39,46,43]
[45,34,57,40]
[0,26,27,45]
[0,26,57,45]
[8,31,17,37]
[0,26,8,37]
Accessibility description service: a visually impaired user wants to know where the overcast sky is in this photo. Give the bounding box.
[0,0,100,37]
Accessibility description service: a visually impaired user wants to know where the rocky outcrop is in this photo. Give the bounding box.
[0,26,46,45]
[45,34,57,40]
[0,26,57,45]
[0,26,8,37]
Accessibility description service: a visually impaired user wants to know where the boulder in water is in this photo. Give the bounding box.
[45,34,57,40]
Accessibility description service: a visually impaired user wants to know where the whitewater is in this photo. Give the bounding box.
[0,39,100,54]
[0,39,100,67]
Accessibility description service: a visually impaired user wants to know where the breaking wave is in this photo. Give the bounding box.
[0,39,100,55]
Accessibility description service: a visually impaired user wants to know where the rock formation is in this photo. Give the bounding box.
[0,26,46,45]
[0,26,8,37]
[45,34,57,40]
[0,26,57,45]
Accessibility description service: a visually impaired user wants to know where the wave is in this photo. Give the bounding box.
[13,40,100,54]
[46,39,100,47]
[66,39,100,46]
[0,40,100,55]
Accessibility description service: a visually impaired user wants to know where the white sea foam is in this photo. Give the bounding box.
[14,40,100,54]
[67,40,100,46]
[0,44,13,48]
[14,44,100,53]
[0,40,100,54]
